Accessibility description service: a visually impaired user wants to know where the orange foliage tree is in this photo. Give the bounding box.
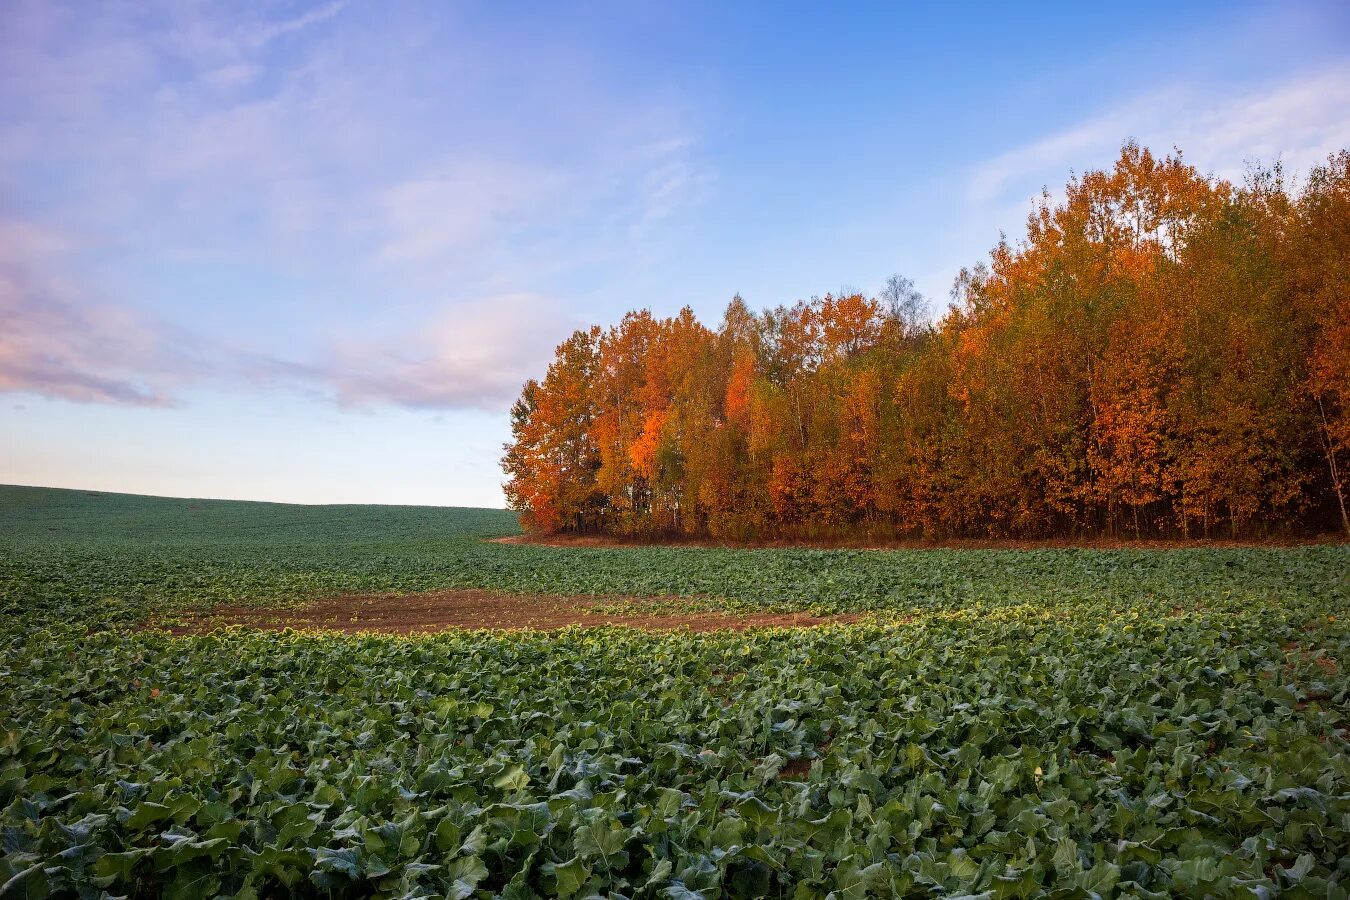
[504,145,1350,539]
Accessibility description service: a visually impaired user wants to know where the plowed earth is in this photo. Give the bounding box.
[159,589,858,634]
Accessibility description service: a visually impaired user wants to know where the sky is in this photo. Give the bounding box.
[3,1,1349,508]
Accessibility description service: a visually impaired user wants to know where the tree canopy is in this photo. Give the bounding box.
[504,145,1350,539]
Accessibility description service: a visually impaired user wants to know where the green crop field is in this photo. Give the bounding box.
[2,485,1348,898]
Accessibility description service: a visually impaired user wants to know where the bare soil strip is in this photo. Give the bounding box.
[163,589,856,635]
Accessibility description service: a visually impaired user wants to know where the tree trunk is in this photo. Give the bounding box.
[1315,395,1350,535]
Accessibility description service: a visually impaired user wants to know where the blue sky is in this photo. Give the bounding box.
[3,0,1349,507]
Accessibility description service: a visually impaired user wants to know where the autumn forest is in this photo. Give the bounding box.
[503,145,1350,540]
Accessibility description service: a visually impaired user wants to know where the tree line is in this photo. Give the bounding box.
[502,144,1350,540]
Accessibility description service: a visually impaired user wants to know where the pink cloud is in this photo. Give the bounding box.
[0,220,175,406]
[323,293,577,410]
[0,221,571,413]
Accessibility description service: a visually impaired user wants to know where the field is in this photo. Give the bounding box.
[2,485,1348,898]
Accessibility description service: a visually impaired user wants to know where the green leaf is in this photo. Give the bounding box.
[312,847,361,880]
[125,802,173,831]
[457,825,487,857]
[493,764,531,792]
[552,855,590,898]
[435,819,462,853]
[446,854,489,888]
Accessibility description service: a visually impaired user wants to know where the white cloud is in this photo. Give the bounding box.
[969,64,1350,209]
[630,141,715,238]
[375,162,567,264]
[0,2,710,411]
[245,1,348,49]
[199,62,262,93]
[0,220,177,405]
[0,215,574,411]
[1,0,710,277]
[323,294,578,410]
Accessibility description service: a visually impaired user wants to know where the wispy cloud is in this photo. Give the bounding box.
[969,64,1350,208]
[0,220,176,406]
[246,1,348,48]
[0,1,708,412]
[629,138,715,239]
[375,161,567,264]
[0,214,572,411]
[323,294,579,410]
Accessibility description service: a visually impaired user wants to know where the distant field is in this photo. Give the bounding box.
[2,485,1347,897]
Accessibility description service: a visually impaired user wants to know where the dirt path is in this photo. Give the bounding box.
[161,589,858,635]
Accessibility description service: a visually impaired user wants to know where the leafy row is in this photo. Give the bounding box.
[1,487,1346,896]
